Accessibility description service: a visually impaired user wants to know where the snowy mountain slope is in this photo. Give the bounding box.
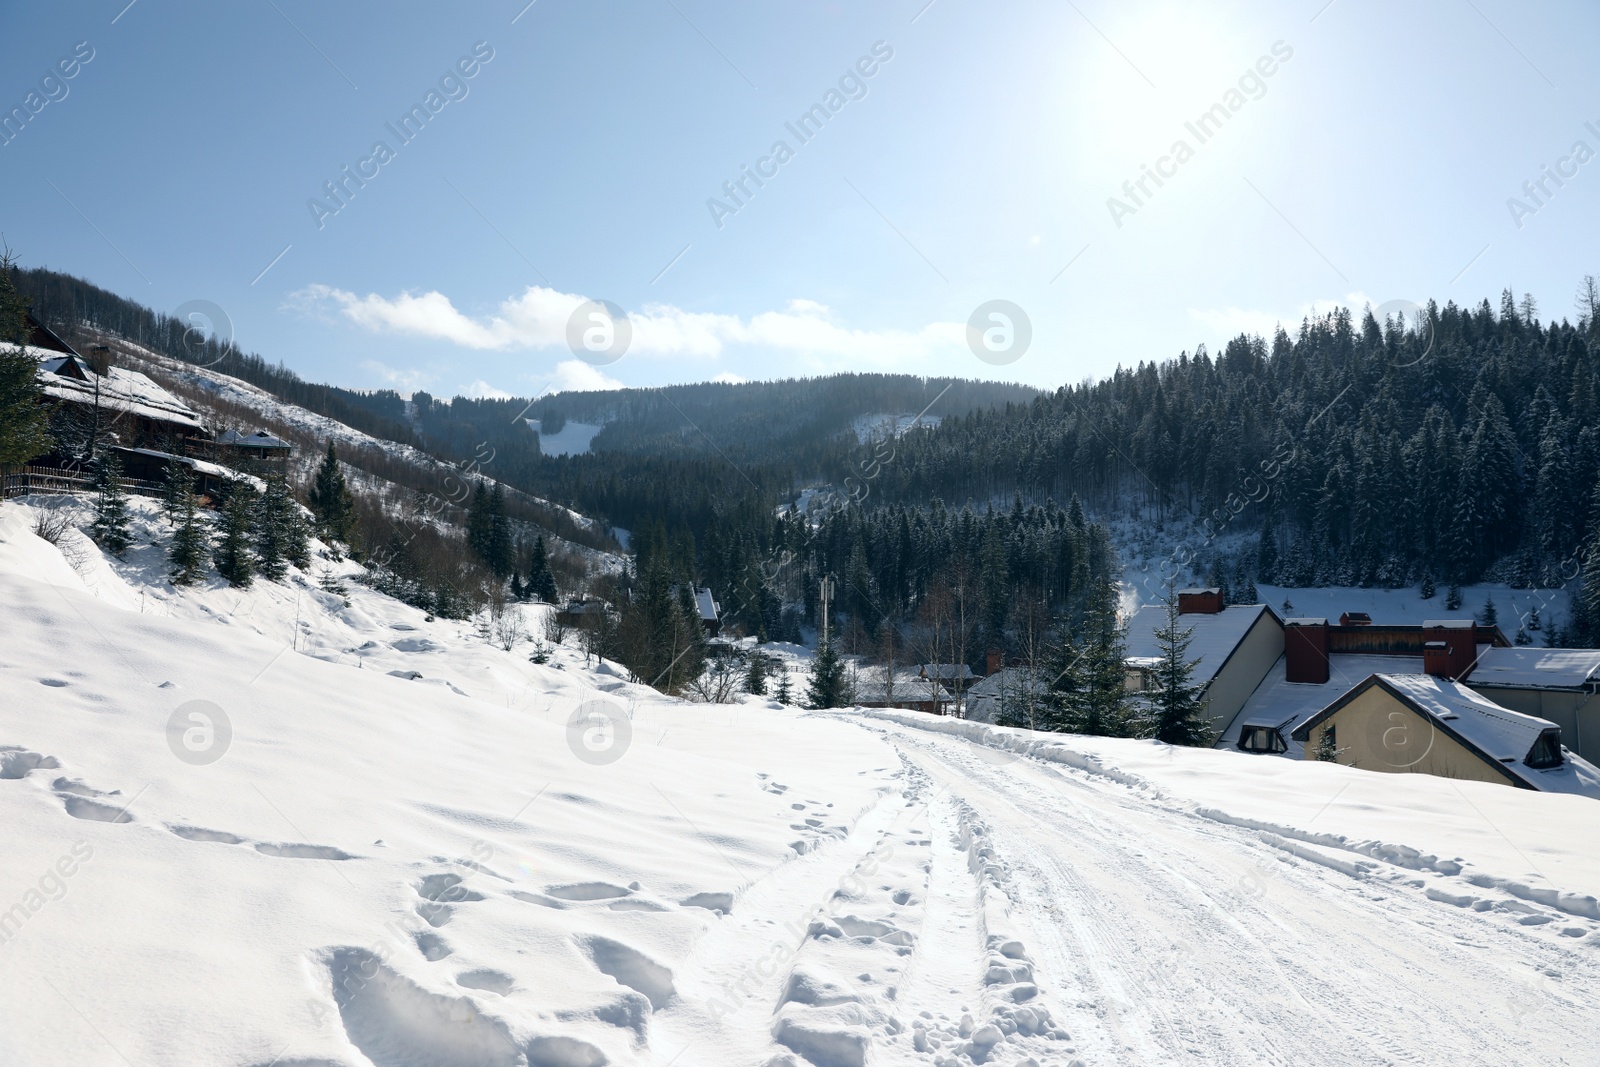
[81,330,622,567]
[3,498,1599,1066]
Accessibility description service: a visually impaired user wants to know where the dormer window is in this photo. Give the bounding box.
[1239,725,1287,753]
[1526,729,1564,769]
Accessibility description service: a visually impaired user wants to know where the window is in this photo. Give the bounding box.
[1239,725,1287,754]
[1526,729,1564,769]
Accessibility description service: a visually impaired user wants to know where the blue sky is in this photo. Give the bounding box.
[3,0,1599,398]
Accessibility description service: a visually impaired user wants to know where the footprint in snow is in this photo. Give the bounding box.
[0,747,61,779]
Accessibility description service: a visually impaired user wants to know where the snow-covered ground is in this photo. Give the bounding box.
[529,420,604,458]
[3,496,1598,1066]
[851,414,942,444]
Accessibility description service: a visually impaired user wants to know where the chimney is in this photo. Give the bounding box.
[1423,620,1477,679]
[1285,618,1330,684]
[985,649,1003,677]
[1339,611,1372,627]
[1178,587,1224,615]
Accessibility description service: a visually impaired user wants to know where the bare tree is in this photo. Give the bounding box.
[543,609,569,645]
[685,655,743,703]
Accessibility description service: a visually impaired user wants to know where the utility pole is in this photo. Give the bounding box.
[820,576,833,646]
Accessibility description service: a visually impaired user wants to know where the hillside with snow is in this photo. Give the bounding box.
[2,494,1598,1067]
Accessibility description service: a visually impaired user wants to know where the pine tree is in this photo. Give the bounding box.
[89,451,132,555]
[213,483,256,587]
[745,649,768,695]
[486,482,514,579]
[0,249,52,467]
[1420,574,1435,600]
[1515,626,1531,645]
[1057,574,1133,736]
[167,487,209,586]
[1238,574,1259,605]
[775,669,793,705]
[807,639,848,709]
[1445,583,1463,611]
[467,482,492,561]
[1480,596,1498,627]
[308,441,356,548]
[1149,594,1210,745]
[1314,725,1342,762]
[255,474,308,581]
[527,534,558,602]
[509,572,525,601]
[159,459,193,526]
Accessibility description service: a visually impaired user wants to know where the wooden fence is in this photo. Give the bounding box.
[1,465,163,501]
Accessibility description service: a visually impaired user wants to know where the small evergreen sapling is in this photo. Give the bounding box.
[1480,596,1498,627]
[89,451,132,555]
[775,669,793,705]
[1445,583,1462,611]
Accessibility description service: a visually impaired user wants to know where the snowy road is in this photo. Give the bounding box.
[846,717,1600,1067]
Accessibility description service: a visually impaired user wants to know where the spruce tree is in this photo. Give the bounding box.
[775,668,793,705]
[89,451,133,555]
[745,649,768,695]
[1256,522,1278,584]
[807,639,848,709]
[0,250,52,467]
[254,474,308,581]
[160,460,192,526]
[467,482,492,561]
[1149,594,1210,745]
[308,442,355,547]
[213,483,256,587]
[509,572,525,601]
[168,488,209,586]
[1420,574,1435,600]
[1480,596,1498,627]
[528,534,558,602]
[486,483,514,578]
[1057,574,1133,736]
[1445,583,1463,611]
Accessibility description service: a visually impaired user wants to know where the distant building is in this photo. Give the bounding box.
[213,429,292,474]
[556,596,614,629]
[853,665,954,714]
[965,667,1048,725]
[694,587,720,636]
[1290,673,1600,794]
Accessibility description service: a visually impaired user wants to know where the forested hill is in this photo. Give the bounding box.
[862,290,1600,591]
[517,376,1038,463]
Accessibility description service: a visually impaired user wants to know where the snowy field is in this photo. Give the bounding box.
[2,498,1598,1066]
[530,420,604,458]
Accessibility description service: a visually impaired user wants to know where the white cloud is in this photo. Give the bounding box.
[297,284,966,361]
[360,359,432,393]
[548,359,624,394]
[711,372,748,384]
[461,379,514,400]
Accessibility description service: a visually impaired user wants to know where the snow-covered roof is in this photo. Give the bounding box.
[30,345,205,432]
[1124,602,1279,689]
[694,587,719,622]
[1220,653,1426,757]
[1467,647,1600,689]
[1291,674,1600,795]
[1422,619,1474,629]
[111,446,251,484]
[1285,617,1328,626]
[853,666,952,704]
[967,667,1047,699]
[919,663,975,682]
[216,428,292,450]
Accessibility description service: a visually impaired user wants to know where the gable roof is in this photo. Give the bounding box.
[216,428,291,450]
[1220,652,1425,757]
[1123,602,1282,689]
[694,587,719,623]
[852,666,952,704]
[31,346,205,432]
[967,667,1046,700]
[1291,673,1600,794]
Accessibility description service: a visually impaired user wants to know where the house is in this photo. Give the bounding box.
[965,667,1048,725]
[556,596,614,629]
[1217,616,1514,757]
[918,663,976,685]
[852,665,954,714]
[1123,598,1286,738]
[108,446,255,504]
[694,587,720,636]
[23,319,207,461]
[1461,646,1600,760]
[1289,673,1600,795]
[213,429,292,474]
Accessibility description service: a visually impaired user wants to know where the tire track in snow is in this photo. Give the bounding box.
[880,725,1599,1067]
